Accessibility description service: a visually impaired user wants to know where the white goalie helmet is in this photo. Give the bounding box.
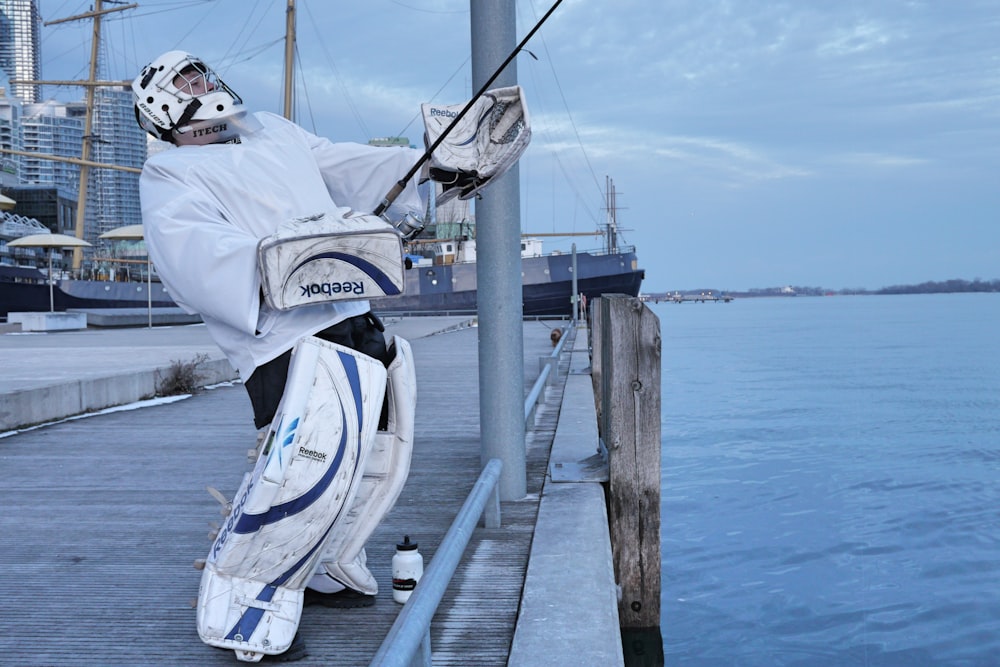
[132,50,244,145]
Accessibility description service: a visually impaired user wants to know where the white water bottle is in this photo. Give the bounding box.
[392,535,423,604]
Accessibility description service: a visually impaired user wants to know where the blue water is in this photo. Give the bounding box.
[658,294,1000,666]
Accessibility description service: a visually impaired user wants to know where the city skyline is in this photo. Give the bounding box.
[0,0,145,248]
[30,1,1000,291]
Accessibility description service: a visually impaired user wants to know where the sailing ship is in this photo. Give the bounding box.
[1,225,642,318]
[374,177,642,316]
[0,1,643,320]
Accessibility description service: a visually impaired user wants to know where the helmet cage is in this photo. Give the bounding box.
[132,51,243,142]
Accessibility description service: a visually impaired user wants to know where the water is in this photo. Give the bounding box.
[657,294,1000,666]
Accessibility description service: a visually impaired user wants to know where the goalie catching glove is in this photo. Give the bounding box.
[422,85,531,204]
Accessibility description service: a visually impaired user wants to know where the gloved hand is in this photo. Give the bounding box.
[429,167,481,204]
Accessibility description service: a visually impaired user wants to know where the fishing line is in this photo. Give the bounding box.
[374,0,565,217]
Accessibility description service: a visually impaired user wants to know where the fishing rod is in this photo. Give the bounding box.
[374,0,564,220]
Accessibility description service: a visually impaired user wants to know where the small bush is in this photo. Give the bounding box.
[158,353,209,396]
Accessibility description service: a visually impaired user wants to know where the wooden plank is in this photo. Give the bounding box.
[0,320,566,665]
[589,299,604,423]
[597,295,662,629]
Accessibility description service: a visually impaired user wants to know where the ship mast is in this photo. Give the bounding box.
[283,0,295,121]
[605,175,619,253]
[8,1,138,271]
[74,0,107,270]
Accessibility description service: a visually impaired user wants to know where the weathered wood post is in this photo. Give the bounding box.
[593,294,662,636]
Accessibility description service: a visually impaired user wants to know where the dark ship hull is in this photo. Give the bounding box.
[1,247,643,318]
[373,247,643,316]
[0,266,174,317]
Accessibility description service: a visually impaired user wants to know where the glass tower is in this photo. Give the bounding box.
[0,0,41,103]
[21,100,84,191]
[87,86,146,238]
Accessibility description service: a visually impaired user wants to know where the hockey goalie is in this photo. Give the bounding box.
[134,49,531,661]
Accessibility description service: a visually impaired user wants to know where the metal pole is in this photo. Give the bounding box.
[48,250,54,312]
[147,258,152,328]
[571,242,578,322]
[374,0,562,217]
[471,0,526,501]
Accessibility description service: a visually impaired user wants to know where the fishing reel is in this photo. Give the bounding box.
[384,212,425,243]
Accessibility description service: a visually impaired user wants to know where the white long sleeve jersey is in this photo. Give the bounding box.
[139,111,424,381]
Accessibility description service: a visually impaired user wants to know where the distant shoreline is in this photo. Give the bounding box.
[657,278,1000,299]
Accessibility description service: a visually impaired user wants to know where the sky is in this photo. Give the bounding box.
[35,0,1000,292]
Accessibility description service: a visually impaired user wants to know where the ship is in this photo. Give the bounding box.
[388,238,642,317]
[1,220,642,318]
[372,184,643,316]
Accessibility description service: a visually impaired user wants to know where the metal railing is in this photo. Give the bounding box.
[370,325,572,665]
[523,323,571,427]
[369,458,503,667]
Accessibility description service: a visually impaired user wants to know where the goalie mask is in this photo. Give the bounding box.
[132,50,244,145]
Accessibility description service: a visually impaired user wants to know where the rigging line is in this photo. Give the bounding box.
[375,0,566,216]
[222,38,285,66]
[551,151,601,226]
[394,54,472,139]
[114,0,217,18]
[525,0,604,202]
[301,0,370,140]
[85,3,173,79]
[39,22,89,81]
[517,28,601,228]
[385,0,467,15]
[218,0,270,75]
[105,8,141,82]
[294,41,319,134]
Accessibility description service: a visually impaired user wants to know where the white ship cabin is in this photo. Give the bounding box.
[424,237,545,266]
[520,238,543,257]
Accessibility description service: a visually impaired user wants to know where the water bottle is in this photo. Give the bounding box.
[392,535,423,604]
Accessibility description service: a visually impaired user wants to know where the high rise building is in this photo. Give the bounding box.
[87,86,146,238]
[0,0,41,104]
[0,0,148,271]
[20,91,146,244]
[0,72,23,188]
[21,100,84,190]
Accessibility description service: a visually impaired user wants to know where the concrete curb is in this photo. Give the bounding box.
[509,323,624,666]
[0,356,236,432]
[0,315,473,433]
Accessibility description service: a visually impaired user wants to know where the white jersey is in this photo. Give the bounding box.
[140,111,424,381]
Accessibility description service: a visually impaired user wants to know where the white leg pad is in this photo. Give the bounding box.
[312,335,416,595]
[197,337,386,661]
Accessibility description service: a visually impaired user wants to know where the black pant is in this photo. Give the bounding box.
[244,312,390,429]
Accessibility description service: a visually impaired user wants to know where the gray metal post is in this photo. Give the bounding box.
[471,0,526,501]
[571,242,578,321]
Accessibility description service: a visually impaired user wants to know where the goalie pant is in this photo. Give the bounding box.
[196,335,416,662]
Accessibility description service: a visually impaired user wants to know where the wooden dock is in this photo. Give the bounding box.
[0,318,571,665]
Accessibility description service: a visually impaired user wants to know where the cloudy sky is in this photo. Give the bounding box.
[37,0,1000,291]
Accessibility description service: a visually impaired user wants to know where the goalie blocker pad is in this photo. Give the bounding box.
[197,337,387,662]
[422,85,531,205]
[258,210,404,311]
[312,335,417,594]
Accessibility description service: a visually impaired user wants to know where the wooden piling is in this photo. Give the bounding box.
[593,294,662,630]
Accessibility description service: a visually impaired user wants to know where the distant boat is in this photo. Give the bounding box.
[0,264,174,317]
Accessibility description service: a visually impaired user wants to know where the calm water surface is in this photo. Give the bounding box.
[658,294,1000,666]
